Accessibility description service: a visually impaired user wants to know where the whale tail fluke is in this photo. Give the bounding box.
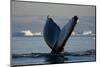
[43,16,60,49]
[43,16,79,54]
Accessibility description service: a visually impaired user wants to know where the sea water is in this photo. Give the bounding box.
[11,36,96,66]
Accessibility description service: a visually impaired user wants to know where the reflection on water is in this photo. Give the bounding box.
[11,52,96,66]
[12,54,66,66]
[45,54,65,64]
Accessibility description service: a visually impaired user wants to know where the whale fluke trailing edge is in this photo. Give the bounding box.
[43,16,79,54]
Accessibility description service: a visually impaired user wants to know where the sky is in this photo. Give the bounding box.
[11,0,96,34]
[11,1,95,17]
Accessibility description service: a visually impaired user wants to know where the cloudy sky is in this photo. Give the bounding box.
[11,1,95,17]
[11,1,96,33]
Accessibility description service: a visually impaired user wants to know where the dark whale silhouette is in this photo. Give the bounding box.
[43,16,79,54]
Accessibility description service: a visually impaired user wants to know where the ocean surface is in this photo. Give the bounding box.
[11,36,96,66]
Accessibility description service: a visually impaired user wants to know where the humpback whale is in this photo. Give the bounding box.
[43,16,79,54]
